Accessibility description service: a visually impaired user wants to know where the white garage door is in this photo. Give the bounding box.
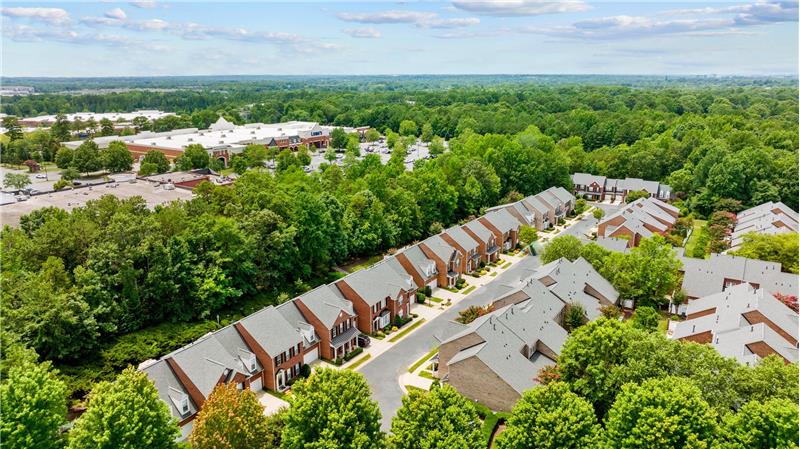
[303,347,319,364]
[427,279,438,289]
[250,375,263,392]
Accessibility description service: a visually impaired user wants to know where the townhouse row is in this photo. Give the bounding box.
[730,201,798,249]
[141,185,577,438]
[597,197,680,248]
[571,173,672,202]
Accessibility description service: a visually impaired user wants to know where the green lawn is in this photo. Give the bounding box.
[489,272,498,277]
[683,219,709,258]
[429,297,444,303]
[408,347,439,373]
[419,370,436,380]
[388,318,426,342]
[405,385,427,393]
[501,262,512,269]
[462,285,477,295]
[472,401,510,448]
[346,354,372,370]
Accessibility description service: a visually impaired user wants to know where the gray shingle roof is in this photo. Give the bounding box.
[398,245,437,282]
[572,173,606,187]
[444,226,479,252]
[483,208,520,234]
[464,219,493,243]
[678,252,798,299]
[166,333,247,400]
[443,292,567,394]
[595,237,630,253]
[422,234,457,263]
[238,306,303,357]
[672,284,798,364]
[532,257,619,319]
[339,259,415,306]
[521,195,549,215]
[295,284,354,329]
[621,178,660,194]
[141,359,197,420]
[544,186,575,205]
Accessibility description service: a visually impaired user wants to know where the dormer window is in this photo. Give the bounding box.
[179,395,189,414]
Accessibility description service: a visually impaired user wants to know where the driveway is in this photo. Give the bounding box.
[359,255,542,430]
[560,202,622,242]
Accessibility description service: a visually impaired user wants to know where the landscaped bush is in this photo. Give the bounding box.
[455,278,466,289]
[344,347,363,362]
[300,364,311,378]
[424,286,432,297]
[416,291,427,304]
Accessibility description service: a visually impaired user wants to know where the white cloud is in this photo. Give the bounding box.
[105,8,127,20]
[337,9,479,28]
[2,23,163,50]
[176,23,339,53]
[661,0,797,24]
[520,1,797,40]
[130,0,158,8]
[1,7,70,25]
[451,0,589,16]
[128,19,169,31]
[344,27,382,38]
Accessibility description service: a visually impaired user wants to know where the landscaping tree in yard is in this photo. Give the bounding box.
[141,150,171,174]
[593,208,605,221]
[190,383,274,449]
[0,361,67,449]
[733,355,799,406]
[557,318,639,416]
[604,377,718,449]
[625,190,650,203]
[67,367,179,449]
[630,306,660,332]
[714,398,799,449]
[3,173,30,191]
[60,167,80,181]
[518,225,538,245]
[138,162,159,176]
[563,302,587,332]
[390,384,482,449]
[540,235,583,264]
[102,141,133,173]
[611,236,682,308]
[282,368,383,449]
[496,382,601,449]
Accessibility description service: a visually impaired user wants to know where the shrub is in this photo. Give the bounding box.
[53,179,70,190]
[423,286,432,297]
[344,347,363,362]
[299,364,311,378]
[416,291,426,304]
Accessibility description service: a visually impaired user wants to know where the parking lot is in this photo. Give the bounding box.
[1,178,193,227]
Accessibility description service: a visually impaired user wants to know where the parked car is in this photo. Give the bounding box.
[357,334,371,348]
[35,174,47,179]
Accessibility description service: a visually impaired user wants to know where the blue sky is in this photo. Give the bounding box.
[2,1,797,76]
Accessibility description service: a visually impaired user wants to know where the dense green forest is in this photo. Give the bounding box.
[1,80,797,399]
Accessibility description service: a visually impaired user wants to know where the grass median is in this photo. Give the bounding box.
[389,318,426,343]
[408,346,439,373]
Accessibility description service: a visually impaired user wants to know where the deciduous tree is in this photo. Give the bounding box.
[497,382,601,449]
[0,361,67,449]
[540,235,583,264]
[190,383,275,449]
[67,367,179,449]
[390,384,481,449]
[282,368,383,449]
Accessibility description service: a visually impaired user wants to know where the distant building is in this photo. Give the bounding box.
[571,173,672,202]
[730,201,798,249]
[671,284,798,365]
[597,197,679,247]
[63,118,341,168]
[19,110,174,128]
